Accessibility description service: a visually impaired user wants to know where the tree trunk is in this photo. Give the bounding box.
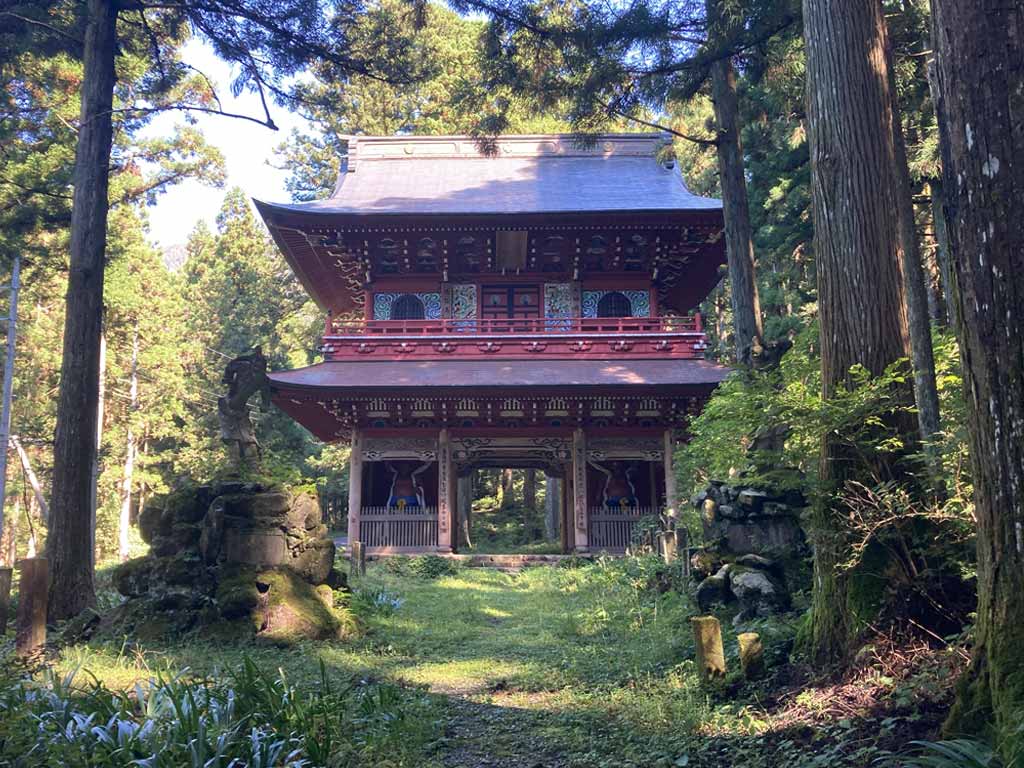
[523,468,537,539]
[118,322,138,562]
[544,475,560,542]
[802,0,915,664]
[706,0,764,366]
[928,180,957,328]
[90,322,105,566]
[1,496,17,568]
[499,468,514,510]
[47,0,117,620]
[886,42,943,485]
[930,1,1024,750]
[12,437,48,525]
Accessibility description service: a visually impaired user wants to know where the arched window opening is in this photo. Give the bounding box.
[597,291,633,318]
[391,294,426,320]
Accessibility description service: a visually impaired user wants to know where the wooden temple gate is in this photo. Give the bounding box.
[345,430,682,554]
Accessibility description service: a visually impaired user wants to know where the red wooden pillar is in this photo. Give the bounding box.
[347,430,362,546]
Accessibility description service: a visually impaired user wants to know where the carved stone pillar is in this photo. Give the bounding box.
[437,428,453,552]
[347,430,362,545]
[663,429,678,521]
[572,428,589,552]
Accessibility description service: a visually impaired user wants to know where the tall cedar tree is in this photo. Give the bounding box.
[801,0,916,663]
[705,0,764,365]
[930,0,1024,748]
[47,0,421,620]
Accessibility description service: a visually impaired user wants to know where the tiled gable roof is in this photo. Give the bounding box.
[261,134,721,216]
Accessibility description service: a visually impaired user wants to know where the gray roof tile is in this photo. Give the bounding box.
[260,134,721,216]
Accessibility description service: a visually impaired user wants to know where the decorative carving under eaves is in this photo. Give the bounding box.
[361,437,439,461]
[587,437,663,461]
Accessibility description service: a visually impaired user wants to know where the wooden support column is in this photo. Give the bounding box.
[437,428,453,552]
[572,428,589,552]
[347,430,362,547]
[663,429,678,521]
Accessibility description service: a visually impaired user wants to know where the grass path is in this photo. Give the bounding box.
[342,563,707,768]
[62,560,705,766]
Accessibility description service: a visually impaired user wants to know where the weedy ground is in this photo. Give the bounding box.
[5,556,969,767]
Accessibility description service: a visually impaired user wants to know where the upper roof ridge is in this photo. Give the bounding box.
[346,133,670,169]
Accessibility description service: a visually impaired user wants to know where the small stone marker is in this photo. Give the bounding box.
[351,540,366,577]
[0,567,11,634]
[690,615,726,681]
[15,557,48,659]
[737,632,765,680]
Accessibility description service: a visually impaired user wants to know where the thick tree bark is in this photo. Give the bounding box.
[802,0,915,664]
[46,0,117,620]
[930,0,1024,749]
[706,0,764,366]
[118,322,139,562]
[886,44,943,483]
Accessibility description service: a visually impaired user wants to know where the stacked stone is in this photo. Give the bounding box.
[690,482,808,624]
[108,482,348,645]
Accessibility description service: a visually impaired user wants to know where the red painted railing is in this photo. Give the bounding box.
[327,314,702,336]
[321,314,707,360]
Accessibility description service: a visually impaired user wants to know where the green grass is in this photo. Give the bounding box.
[6,556,963,767]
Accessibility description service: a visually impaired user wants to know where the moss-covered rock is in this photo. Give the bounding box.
[216,564,261,620]
[102,480,348,647]
[253,568,356,645]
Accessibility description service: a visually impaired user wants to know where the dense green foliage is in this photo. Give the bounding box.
[0,658,435,766]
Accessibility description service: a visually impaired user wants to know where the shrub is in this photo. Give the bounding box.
[407,554,458,580]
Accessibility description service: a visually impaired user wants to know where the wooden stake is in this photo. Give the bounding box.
[15,557,47,659]
[690,615,726,681]
[0,566,11,635]
[351,541,366,577]
[737,632,765,680]
[661,529,678,564]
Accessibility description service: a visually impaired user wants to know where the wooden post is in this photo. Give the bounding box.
[350,540,366,577]
[0,566,11,635]
[661,529,678,564]
[690,615,726,681]
[16,557,47,658]
[437,428,453,552]
[572,428,589,552]
[347,430,362,545]
[663,429,678,521]
[737,632,765,680]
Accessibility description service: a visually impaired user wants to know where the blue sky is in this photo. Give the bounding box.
[144,40,312,249]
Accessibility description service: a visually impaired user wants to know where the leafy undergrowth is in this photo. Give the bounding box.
[0,555,978,767]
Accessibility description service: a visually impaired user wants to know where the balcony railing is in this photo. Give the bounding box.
[321,315,708,361]
[328,315,701,336]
